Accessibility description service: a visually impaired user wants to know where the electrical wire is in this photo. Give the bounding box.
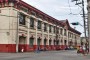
[68,0,83,16]
[69,9,82,15]
[68,0,72,14]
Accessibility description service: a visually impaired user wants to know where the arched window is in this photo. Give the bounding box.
[54,40,56,45]
[29,38,34,48]
[37,37,41,46]
[64,40,67,45]
[49,40,52,46]
[44,39,47,46]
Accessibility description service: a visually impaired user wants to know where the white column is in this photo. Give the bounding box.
[72,33,74,46]
[35,20,37,45]
[27,17,30,45]
[67,30,69,45]
[58,28,60,45]
[42,22,44,45]
[47,24,49,45]
[60,28,63,45]
[62,28,64,45]
[73,33,76,46]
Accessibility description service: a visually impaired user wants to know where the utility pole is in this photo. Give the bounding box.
[72,0,87,42]
[87,0,90,53]
[82,0,87,42]
[72,0,89,52]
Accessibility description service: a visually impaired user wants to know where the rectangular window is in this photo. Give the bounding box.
[54,40,56,45]
[60,29,63,35]
[44,23,47,32]
[72,34,73,38]
[19,13,26,25]
[54,26,56,33]
[49,40,52,45]
[30,17,34,28]
[64,29,66,36]
[56,28,59,33]
[37,20,42,29]
[68,32,70,38]
[29,38,34,48]
[70,33,71,37]
[49,25,51,33]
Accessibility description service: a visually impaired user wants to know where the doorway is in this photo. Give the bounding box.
[18,36,26,52]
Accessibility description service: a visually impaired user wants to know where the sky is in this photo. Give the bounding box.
[22,0,87,37]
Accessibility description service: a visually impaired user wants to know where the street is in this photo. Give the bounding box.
[0,50,90,60]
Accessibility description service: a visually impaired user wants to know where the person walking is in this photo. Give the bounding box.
[77,46,80,53]
[82,44,86,56]
[85,43,89,54]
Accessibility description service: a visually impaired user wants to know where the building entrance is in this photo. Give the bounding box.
[18,36,26,52]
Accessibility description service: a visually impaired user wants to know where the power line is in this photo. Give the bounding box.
[69,9,82,15]
[68,0,83,15]
[68,0,72,14]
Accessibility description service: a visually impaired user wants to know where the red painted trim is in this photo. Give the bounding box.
[0,44,68,52]
[0,44,16,52]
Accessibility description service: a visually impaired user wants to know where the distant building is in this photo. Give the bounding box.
[80,37,88,45]
[0,0,81,52]
[81,37,88,45]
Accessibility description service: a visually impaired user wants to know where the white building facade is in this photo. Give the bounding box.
[0,0,81,52]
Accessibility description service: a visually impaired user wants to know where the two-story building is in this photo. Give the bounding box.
[0,0,81,52]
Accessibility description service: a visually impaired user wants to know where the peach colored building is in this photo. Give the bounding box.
[0,0,81,52]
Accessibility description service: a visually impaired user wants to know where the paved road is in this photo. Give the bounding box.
[0,50,90,60]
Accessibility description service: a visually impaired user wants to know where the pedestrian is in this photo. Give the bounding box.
[85,45,89,54]
[82,45,86,56]
[21,47,24,53]
[77,46,80,53]
[85,42,89,54]
[36,46,40,53]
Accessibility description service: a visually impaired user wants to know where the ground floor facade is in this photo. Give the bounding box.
[0,29,80,52]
